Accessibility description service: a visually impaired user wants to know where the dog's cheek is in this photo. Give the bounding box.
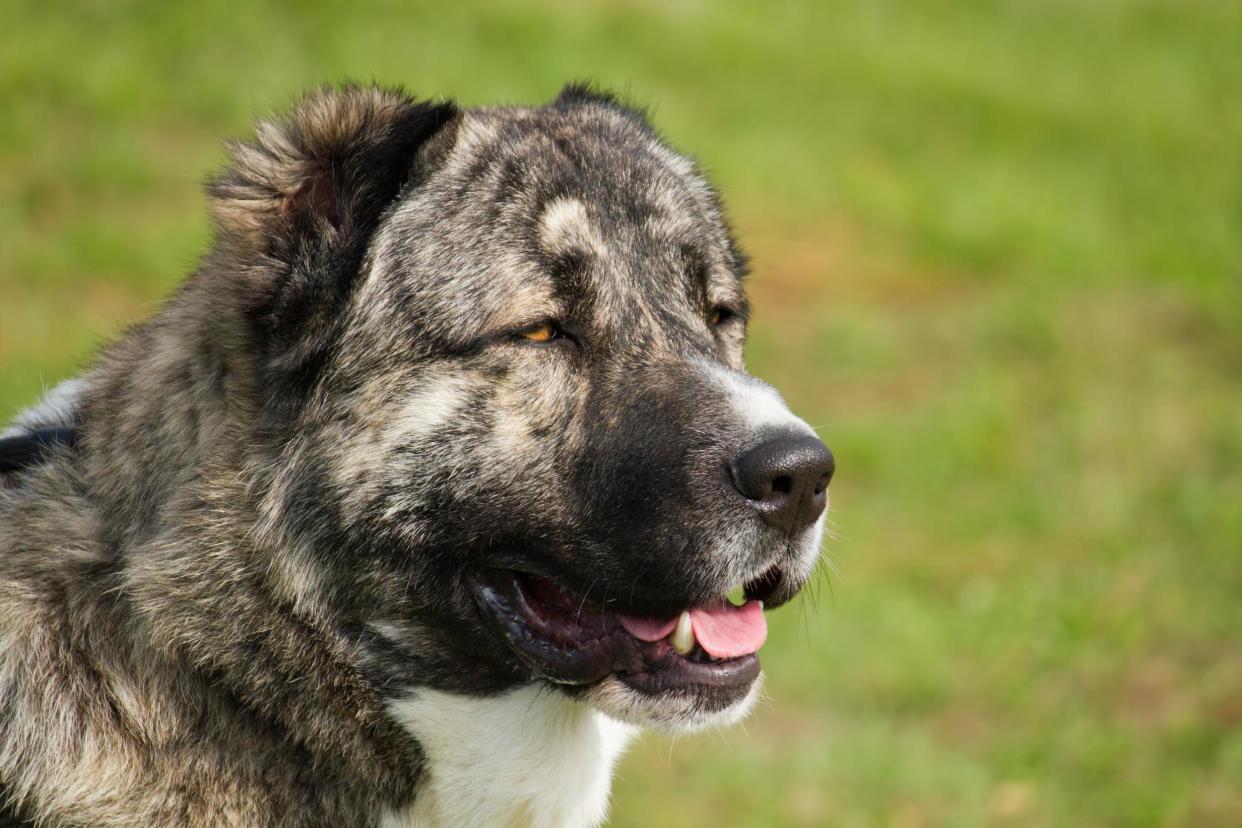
[324,371,469,516]
[482,359,587,504]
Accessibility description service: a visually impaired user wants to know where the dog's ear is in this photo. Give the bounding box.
[552,82,651,124]
[553,82,623,109]
[207,84,459,311]
[204,85,459,418]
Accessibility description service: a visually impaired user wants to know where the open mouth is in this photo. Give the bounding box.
[469,568,784,697]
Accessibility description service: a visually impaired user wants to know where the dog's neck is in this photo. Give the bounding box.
[12,303,431,811]
[383,685,636,827]
[67,278,261,546]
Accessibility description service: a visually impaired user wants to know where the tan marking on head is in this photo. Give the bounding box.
[539,197,604,257]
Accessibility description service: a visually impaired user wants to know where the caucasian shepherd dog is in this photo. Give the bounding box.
[0,84,834,826]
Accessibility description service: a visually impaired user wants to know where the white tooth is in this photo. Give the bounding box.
[670,610,695,654]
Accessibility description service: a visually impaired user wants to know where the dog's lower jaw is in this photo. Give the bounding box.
[584,672,765,734]
[384,685,636,828]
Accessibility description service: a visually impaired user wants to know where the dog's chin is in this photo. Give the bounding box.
[578,672,764,733]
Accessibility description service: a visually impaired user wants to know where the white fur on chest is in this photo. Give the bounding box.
[383,685,636,828]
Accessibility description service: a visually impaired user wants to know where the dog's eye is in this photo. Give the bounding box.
[515,322,561,344]
[708,306,735,327]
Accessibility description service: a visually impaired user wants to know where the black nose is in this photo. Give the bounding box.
[728,432,834,534]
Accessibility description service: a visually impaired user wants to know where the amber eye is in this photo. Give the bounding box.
[708,306,732,327]
[518,322,558,343]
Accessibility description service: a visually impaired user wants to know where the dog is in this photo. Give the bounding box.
[0,83,834,826]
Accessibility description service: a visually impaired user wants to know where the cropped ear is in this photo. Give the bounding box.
[553,82,623,108]
[206,84,459,311]
[551,82,650,124]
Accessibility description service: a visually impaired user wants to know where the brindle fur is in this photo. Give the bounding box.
[0,84,823,826]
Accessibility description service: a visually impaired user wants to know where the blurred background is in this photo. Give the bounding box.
[3,1,1240,824]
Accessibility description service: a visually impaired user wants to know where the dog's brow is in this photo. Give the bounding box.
[679,243,710,299]
[481,284,565,334]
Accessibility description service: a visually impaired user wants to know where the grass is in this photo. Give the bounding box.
[3,1,1241,824]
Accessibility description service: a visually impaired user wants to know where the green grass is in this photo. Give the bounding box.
[3,1,1240,824]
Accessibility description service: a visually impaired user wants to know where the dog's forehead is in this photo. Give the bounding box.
[478,104,741,274]
[364,103,745,345]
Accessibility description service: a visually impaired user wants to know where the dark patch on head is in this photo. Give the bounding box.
[679,243,711,311]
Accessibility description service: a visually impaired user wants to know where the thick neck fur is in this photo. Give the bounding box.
[0,278,425,824]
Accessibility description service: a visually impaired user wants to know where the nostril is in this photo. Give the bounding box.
[728,432,834,533]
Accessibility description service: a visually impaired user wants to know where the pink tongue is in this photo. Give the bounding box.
[618,600,768,659]
[691,600,767,659]
[618,615,677,642]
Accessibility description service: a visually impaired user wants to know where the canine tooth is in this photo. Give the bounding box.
[670,610,695,654]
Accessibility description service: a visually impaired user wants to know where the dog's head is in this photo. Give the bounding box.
[210,85,833,731]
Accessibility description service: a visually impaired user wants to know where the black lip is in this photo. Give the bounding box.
[468,570,761,696]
